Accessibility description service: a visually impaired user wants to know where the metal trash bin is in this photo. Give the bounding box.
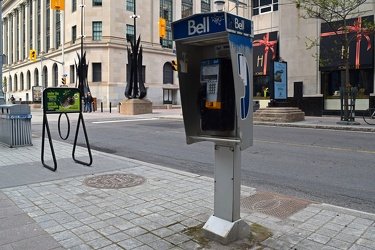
[0,104,32,147]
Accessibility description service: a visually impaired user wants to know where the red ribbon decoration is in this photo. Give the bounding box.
[253,33,278,75]
[320,17,372,69]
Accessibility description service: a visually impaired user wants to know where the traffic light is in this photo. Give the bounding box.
[159,18,166,39]
[172,60,178,71]
[51,0,65,10]
[62,77,66,85]
[30,50,36,62]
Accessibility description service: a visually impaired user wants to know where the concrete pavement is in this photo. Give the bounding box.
[0,107,375,249]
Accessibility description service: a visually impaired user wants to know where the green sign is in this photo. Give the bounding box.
[43,87,81,113]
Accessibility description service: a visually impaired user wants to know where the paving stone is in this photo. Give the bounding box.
[118,238,144,249]
[87,237,112,250]
[78,230,102,242]
[136,233,160,244]
[124,226,148,237]
[307,232,331,244]
[59,237,85,249]
[147,239,175,250]
[294,238,325,249]
[152,227,175,238]
[356,238,375,248]
[106,231,131,243]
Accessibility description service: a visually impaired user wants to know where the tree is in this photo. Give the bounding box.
[293,0,374,122]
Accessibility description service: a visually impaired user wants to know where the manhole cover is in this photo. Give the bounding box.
[84,173,145,189]
[241,191,315,219]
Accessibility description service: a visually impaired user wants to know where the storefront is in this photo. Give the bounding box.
[253,31,279,103]
[320,16,374,114]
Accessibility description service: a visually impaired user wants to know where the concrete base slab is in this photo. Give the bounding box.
[202,215,250,245]
[254,107,305,122]
[119,99,152,115]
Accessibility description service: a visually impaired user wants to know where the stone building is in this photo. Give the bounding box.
[1,0,375,115]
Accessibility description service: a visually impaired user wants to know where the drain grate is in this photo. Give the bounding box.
[241,191,315,219]
[84,173,145,189]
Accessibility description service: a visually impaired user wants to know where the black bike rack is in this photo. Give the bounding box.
[41,87,92,171]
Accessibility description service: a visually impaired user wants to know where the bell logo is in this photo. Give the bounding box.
[235,18,245,30]
[188,17,210,36]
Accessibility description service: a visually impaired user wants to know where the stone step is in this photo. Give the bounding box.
[254,107,305,122]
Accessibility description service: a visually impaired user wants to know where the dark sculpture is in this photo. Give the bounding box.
[75,51,90,95]
[125,35,146,99]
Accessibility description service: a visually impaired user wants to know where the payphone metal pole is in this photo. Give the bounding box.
[202,143,249,245]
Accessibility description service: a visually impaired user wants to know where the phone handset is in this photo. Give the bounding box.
[238,54,250,120]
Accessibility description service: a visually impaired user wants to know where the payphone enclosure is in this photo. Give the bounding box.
[172,12,254,150]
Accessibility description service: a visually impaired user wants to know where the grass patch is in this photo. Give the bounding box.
[249,223,273,247]
[182,223,209,248]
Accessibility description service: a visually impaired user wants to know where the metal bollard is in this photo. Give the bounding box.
[110,102,112,113]
[118,102,121,113]
[101,102,103,112]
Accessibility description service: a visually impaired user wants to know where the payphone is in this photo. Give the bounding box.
[199,58,235,132]
[172,11,253,244]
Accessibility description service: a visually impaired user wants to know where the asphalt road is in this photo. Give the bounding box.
[32,116,375,213]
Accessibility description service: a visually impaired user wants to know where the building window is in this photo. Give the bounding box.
[22,5,26,59]
[10,15,13,63]
[201,0,211,13]
[43,67,48,88]
[252,0,278,16]
[92,22,102,41]
[29,0,33,51]
[92,63,102,82]
[182,0,193,18]
[126,0,134,12]
[93,0,102,6]
[37,0,41,53]
[9,76,12,92]
[27,71,31,90]
[20,73,24,90]
[56,11,61,48]
[72,25,77,43]
[126,25,134,42]
[16,10,19,61]
[14,75,18,92]
[46,0,50,52]
[35,69,39,86]
[70,65,75,83]
[53,64,58,87]
[72,0,77,12]
[160,0,173,49]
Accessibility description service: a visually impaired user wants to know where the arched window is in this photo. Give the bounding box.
[43,66,48,88]
[3,77,7,93]
[163,62,174,104]
[53,63,58,87]
[34,68,39,86]
[9,76,12,92]
[14,74,18,91]
[27,71,31,90]
[163,62,173,84]
[20,72,24,90]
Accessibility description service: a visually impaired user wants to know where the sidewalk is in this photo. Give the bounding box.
[0,108,375,249]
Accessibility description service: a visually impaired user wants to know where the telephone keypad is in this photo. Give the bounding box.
[207,80,217,94]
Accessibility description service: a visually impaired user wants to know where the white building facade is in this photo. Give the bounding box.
[1,0,375,115]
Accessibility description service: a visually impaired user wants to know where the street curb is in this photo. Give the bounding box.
[253,121,375,132]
